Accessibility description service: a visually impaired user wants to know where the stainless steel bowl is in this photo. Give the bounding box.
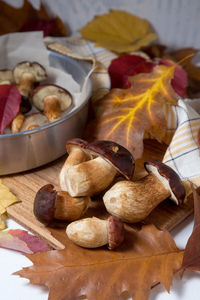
[0,51,92,175]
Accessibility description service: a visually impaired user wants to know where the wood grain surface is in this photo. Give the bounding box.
[2,140,194,250]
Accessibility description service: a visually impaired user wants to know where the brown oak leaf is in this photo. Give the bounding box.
[15,224,183,300]
[0,0,66,36]
[85,64,178,159]
[182,186,200,271]
[166,48,200,98]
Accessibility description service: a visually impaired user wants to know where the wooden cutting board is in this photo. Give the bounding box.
[2,140,194,250]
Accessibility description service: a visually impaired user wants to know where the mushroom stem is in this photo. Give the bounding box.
[17,72,35,97]
[43,95,61,122]
[11,112,25,133]
[66,156,117,197]
[103,173,170,223]
[54,191,90,221]
[66,216,124,249]
[60,148,89,191]
[34,184,90,226]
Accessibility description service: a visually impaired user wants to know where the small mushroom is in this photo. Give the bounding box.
[13,61,47,98]
[103,160,186,223]
[20,113,48,132]
[32,84,72,122]
[66,216,124,250]
[34,184,90,226]
[0,69,13,84]
[60,139,135,197]
[11,112,25,133]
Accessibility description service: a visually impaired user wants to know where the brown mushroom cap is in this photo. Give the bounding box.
[32,84,72,112]
[0,69,13,83]
[144,160,186,205]
[85,140,135,180]
[34,184,57,226]
[107,216,124,250]
[13,61,47,83]
[20,113,49,132]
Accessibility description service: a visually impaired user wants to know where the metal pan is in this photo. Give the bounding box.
[0,51,92,175]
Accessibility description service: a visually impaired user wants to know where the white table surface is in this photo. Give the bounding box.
[1,215,200,300]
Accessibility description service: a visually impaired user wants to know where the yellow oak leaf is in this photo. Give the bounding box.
[0,180,20,229]
[79,10,157,54]
[85,64,177,159]
[0,214,7,230]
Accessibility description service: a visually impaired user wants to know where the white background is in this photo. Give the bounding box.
[1,0,200,299]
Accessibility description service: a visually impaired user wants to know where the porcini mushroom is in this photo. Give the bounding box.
[32,84,72,122]
[20,113,48,132]
[11,112,25,133]
[66,216,124,250]
[34,184,90,226]
[103,160,186,223]
[60,139,135,197]
[0,69,13,84]
[13,61,47,98]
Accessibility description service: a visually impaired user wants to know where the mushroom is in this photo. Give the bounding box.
[11,112,25,133]
[66,216,124,250]
[13,61,47,98]
[32,84,72,122]
[0,69,13,84]
[34,184,90,226]
[60,139,135,197]
[103,160,186,223]
[20,113,49,132]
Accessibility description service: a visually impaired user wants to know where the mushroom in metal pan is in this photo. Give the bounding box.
[32,84,72,122]
[19,113,49,132]
[13,61,47,98]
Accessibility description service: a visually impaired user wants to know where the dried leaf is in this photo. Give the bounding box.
[0,85,21,134]
[0,0,66,36]
[167,48,200,98]
[142,44,167,59]
[79,10,157,54]
[169,48,200,81]
[0,214,7,230]
[86,64,177,159]
[15,225,183,300]
[159,59,188,98]
[0,229,49,254]
[0,179,20,216]
[182,186,200,271]
[108,54,154,89]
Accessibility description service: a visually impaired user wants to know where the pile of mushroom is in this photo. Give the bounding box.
[0,61,72,134]
[33,138,186,251]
